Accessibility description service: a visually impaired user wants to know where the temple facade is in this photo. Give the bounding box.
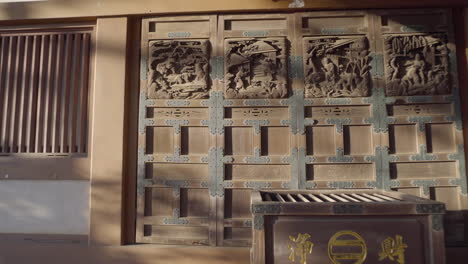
[0,1,467,263]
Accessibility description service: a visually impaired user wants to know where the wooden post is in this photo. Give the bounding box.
[89,17,128,245]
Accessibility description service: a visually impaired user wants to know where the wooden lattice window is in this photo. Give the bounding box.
[0,27,92,155]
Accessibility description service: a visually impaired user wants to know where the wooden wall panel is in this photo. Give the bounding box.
[391,162,457,179]
[310,163,375,181]
[375,9,467,245]
[138,8,468,247]
[138,15,217,246]
[306,126,335,155]
[147,126,173,154]
[389,124,418,153]
[434,186,460,210]
[428,123,456,153]
[224,127,253,155]
[344,125,373,155]
[374,9,465,200]
[296,10,380,191]
[218,13,295,246]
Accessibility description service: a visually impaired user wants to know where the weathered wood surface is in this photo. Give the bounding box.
[138,9,467,247]
[0,0,468,21]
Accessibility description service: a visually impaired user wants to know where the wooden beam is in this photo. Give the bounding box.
[0,0,467,22]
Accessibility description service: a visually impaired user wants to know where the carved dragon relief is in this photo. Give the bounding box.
[304,36,371,98]
[224,38,288,99]
[147,40,210,99]
[384,34,450,96]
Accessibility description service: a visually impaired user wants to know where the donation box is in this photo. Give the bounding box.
[250,190,446,264]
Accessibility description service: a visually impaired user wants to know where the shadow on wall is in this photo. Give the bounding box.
[0,2,30,20]
[0,242,250,264]
[0,0,79,21]
[0,180,90,234]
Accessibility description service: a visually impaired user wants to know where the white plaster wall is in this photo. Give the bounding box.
[0,180,90,234]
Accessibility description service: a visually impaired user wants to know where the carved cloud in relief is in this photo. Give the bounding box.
[384,34,450,96]
[225,38,288,99]
[304,36,371,98]
[147,40,210,99]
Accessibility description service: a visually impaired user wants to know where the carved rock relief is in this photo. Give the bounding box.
[304,36,371,98]
[225,38,288,99]
[384,34,450,96]
[147,40,210,99]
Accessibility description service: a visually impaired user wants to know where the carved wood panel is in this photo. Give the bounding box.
[304,36,371,98]
[384,34,450,96]
[295,11,380,194]
[218,13,295,247]
[148,39,210,99]
[224,37,288,99]
[138,16,218,246]
[138,9,468,247]
[375,9,467,244]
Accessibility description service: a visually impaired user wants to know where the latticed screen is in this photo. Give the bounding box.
[0,29,92,154]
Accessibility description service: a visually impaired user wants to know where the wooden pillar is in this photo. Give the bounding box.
[89,17,128,245]
[462,6,468,244]
[461,9,468,150]
[454,8,468,245]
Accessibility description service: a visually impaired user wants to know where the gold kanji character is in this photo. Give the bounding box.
[378,235,408,264]
[288,233,314,264]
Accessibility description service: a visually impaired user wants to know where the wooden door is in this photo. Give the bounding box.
[294,11,380,190]
[137,9,468,246]
[217,13,296,247]
[137,15,217,245]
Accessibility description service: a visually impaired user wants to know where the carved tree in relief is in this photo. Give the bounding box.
[147,40,210,99]
[304,37,371,98]
[225,38,288,99]
[384,34,450,96]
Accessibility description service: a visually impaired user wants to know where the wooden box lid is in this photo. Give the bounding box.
[251,189,445,216]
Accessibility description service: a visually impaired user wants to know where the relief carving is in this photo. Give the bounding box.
[310,106,369,118]
[225,38,288,99]
[384,34,450,96]
[154,108,206,118]
[304,36,371,98]
[148,40,209,99]
[391,104,452,116]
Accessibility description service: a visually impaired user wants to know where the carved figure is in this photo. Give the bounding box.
[225,38,288,99]
[322,57,338,82]
[235,66,246,91]
[384,34,450,96]
[304,37,370,98]
[401,53,426,86]
[147,40,210,99]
